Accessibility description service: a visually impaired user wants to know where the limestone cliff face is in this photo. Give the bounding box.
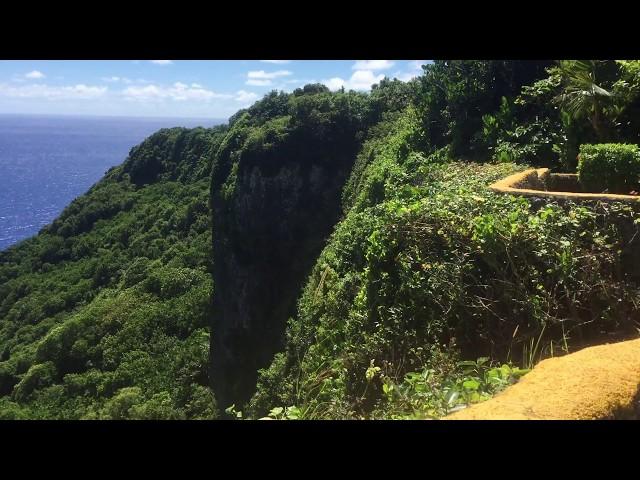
[209,111,364,409]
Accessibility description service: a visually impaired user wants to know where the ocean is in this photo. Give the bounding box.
[0,114,223,251]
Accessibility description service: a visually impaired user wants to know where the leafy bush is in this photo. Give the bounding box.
[0,399,28,419]
[260,355,529,420]
[370,356,528,419]
[101,386,144,419]
[578,143,640,193]
[12,362,57,402]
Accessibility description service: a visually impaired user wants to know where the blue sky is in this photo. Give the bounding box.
[0,60,429,119]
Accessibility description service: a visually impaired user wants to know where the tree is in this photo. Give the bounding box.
[415,60,551,159]
[554,60,616,141]
[612,60,640,143]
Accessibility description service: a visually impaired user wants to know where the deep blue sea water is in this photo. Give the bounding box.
[0,114,224,251]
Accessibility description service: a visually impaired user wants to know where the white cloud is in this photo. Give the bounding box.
[391,60,429,83]
[270,78,319,91]
[150,60,173,65]
[247,70,293,80]
[0,83,107,99]
[352,60,395,71]
[122,85,162,100]
[25,70,45,79]
[324,77,346,91]
[323,70,385,92]
[349,70,385,89]
[235,90,258,103]
[246,69,293,86]
[246,79,273,86]
[191,83,203,88]
[121,82,231,102]
[260,60,291,64]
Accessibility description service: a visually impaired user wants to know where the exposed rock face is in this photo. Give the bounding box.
[209,123,361,410]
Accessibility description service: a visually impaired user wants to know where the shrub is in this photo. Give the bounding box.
[372,356,529,419]
[128,391,185,420]
[144,266,206,299]
[12,362,57,402]
[36,321,80,365]
[101,386,143,419]
[426,145,451,164]
[577,143,640,193]
[0,399,28,419]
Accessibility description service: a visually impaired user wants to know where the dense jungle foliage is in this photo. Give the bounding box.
[0,127,226,419]
[2,60,640,419]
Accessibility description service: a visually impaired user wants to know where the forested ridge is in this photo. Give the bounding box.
[2,61,640,419]
[0,127,226,418]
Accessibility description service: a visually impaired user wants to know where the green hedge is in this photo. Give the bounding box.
[577,144,640,194]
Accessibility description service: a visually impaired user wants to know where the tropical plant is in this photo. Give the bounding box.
[554,60,616,141]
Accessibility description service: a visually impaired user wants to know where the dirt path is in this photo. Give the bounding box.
[446,338,640,420]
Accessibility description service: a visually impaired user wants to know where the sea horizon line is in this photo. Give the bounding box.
[0,112,228,122]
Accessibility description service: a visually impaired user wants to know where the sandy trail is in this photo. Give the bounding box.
[446,338,640,420]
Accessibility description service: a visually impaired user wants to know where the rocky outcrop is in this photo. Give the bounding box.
[446,338,640,420]
[209,115,363,410]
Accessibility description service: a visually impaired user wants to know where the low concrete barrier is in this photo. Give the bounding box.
[490,168,640,203]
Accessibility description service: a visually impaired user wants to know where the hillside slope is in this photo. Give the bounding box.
[249,108,640,419]
[0,127,225,419]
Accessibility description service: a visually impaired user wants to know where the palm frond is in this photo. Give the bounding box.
[553,60,614,122]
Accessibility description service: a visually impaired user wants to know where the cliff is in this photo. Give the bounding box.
[209,87,375,408]
[3,61,640,420]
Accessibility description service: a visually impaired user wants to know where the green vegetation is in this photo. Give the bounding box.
[3,60,640,420]
[208,81,416,408]
[578,143,640,193]
[261,357,529,420]
[554,60,617,142]
[0,127,225,419]
[250,142,640,418]
[249,61,640,419]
